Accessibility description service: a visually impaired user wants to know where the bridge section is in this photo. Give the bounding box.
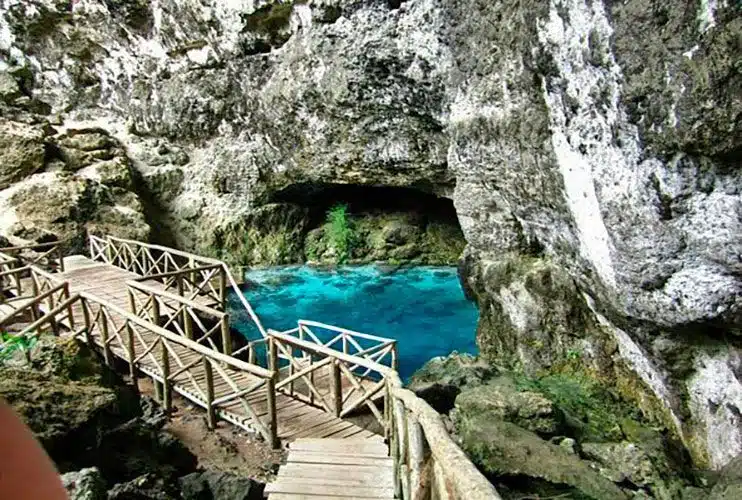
[0,234,499,500]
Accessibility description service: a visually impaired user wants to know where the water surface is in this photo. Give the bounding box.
[228,265,479,381]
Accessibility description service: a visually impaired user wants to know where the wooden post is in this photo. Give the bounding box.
[126,322,138,392]
[64,283,75,330]
[220,315,231,355]
[266,375,278,449]
[391,397,401,499]
[82,300,94,350]
[248,344,256,365]
[30,277,39,322]
[203,356,216,430]
[394,399,407,499]
[269,337,278,374]
[100,310,113,367]
[331,359,342,417]
[57,245,65,273]
[392,343,399,372]
[161,341,171,412]
[127,288,136,314]
[184,308,194,340]
[218,267,227,310]
[408,414,426,500]
[176,274,184,296]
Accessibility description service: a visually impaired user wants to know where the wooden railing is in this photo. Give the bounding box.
[0,241,66,273]
[268,321,396,423]
[268,323,498,500]
[75,292,278,446]
[387,374,501,500]
[0,266,76,335]
[88,234,267,336]
[127,280,233,356]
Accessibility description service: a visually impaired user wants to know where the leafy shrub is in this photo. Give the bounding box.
[326,204,354,263]
[0,331,36,364]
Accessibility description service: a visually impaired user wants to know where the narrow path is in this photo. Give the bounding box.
[266,438,395,499]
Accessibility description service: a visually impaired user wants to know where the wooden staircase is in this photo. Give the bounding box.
[266,437,395,499]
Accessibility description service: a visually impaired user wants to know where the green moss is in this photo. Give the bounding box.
[422,220,466,264]
[513,371,642,443]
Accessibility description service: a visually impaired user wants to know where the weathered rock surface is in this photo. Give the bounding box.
[456,416,628,499]
[408,353,495,412]
[455,376,560,435]
[0,0,740,473]
[179,470,263,500]
[709,455,742,500]
[62,467,108,500]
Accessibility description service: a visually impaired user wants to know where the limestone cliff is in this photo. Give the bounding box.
[0,0,740,472]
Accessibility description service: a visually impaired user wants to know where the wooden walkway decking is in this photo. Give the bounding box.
[55,255,379,442]
[0,235,501,500]
[266,438,395,499]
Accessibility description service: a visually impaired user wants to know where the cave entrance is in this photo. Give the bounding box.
[270,182,466,265]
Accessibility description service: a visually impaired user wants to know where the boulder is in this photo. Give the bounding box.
[0,119,47,189]
[709,455,742,500]
[456,417,628,500]
[61,467,107,500]
[581,441,679,499]
[107,474,180,500]
[408,352,496,413]
[179,470,264,500]
[454,375,561,435]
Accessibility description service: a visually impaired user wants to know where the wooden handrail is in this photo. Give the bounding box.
[388,374,501,500]
[90,234,268,338]
[0,281,70,327]
[18,294,80,336]
[299,319,395,344]
[132,264,223,281]
[80,291,274,380]
[269,329,391,375]
[126,280,226,319]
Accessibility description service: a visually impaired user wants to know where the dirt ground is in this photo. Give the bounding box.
[137,377,286,483]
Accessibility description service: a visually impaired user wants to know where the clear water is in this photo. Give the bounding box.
[228,265,479,381]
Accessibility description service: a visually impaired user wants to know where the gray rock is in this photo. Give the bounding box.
[408,352,495,413]
[0,119,47,189]
[456,416,628,499]
[710,454,742,500]
[61,467,107,500]
[454,376,561,436]
[179,470,264,500]
[107,474,180,500]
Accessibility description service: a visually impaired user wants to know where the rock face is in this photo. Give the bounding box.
[0,0,740,472]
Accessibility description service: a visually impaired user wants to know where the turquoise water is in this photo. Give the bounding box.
[228,265,479,381]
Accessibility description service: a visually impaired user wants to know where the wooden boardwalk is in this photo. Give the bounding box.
[0,235,501,500]
[266,438,395,499]
[55,255,380,442]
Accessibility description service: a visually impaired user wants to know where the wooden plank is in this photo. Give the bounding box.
[289,439,387,455]
[273,475,392,488]
[268,494,393,500]
[287,451,393,467]
[278,464,394,483]
[265,481,394,499]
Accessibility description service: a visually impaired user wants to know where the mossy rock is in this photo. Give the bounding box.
[455,375,562,436]
[457,417,628,500]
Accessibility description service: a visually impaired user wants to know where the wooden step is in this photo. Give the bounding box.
[287,451,393,467]
[289,438,388,456]
[265,481,395,499]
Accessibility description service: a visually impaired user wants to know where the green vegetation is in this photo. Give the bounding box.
[325,204,355,263]
[514,372,643,442]
[0,331,36,364]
